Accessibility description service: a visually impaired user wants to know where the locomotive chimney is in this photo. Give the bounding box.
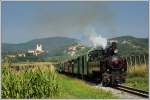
[112,42,117,50]
[109,40,118,49]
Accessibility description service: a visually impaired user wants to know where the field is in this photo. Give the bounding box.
[124,64,149,91]
[2,55,149,99]
[2,63,61,98]
[2,62,117,99]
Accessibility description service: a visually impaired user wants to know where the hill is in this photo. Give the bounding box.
[111,36,148,56]
[2,37,79,57]
[2,36,148,58]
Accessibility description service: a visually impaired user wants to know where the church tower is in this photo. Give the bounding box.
[36,43,43,51]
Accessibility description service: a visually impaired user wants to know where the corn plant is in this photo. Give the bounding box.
[2,62,62,99]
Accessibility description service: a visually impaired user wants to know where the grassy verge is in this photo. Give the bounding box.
[57,74,117,99]
[124,64,149,91]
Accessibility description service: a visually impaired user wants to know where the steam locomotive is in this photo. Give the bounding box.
[56,42,127,86]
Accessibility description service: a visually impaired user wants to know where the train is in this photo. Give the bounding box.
[56,42,127,86]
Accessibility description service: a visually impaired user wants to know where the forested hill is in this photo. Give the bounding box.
[111,36,148,56]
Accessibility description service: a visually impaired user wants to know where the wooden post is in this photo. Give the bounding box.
[138,55,141,65]
[146,54,148,68]
[130,56,132,66]
[131,56,135,71]
[126,57,129,66]
[134,56,137,68]
[143,55,147,68]
[129,56,132,72]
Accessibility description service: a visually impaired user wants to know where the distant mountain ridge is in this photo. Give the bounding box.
[2,36,148,57]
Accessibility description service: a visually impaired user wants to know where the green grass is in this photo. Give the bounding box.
[124,64,149,91]
[2,62,117,99]
[124,74,148,91]
[57,74,117,99]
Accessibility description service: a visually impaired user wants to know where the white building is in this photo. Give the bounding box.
[66,44,85,57]
[27,43,44,56]
[36,44,44,52]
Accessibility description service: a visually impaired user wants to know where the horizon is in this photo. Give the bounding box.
[2,1,149,44]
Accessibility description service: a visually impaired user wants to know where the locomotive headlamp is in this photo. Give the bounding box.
[107,69,110,72]
[114,49,118,53]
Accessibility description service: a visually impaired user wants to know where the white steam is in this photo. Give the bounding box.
[84,27,107,49]
[89,35,107,49]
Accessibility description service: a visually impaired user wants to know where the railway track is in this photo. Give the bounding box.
[113,84,149,98]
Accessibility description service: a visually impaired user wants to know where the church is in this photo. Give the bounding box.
[28,43,44,56]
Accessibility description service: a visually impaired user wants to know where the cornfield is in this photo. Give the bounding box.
[2,63,62,99]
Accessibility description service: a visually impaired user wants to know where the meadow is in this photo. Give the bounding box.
[2,62,116,99]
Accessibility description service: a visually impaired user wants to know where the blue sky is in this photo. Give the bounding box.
[2,1,149,43]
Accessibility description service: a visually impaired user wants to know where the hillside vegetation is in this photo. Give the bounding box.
[112,36,148,56]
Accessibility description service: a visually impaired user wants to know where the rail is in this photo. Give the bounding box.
[113,84,149,98]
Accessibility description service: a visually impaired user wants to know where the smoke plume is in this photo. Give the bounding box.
[83,27,107,49]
